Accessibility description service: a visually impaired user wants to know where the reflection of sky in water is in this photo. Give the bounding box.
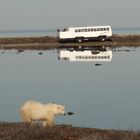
[0,47,140,130]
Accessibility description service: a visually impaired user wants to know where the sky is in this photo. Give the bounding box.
[0,0,140,30]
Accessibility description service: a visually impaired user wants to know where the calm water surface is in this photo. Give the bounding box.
[0,28,140,37]
[0,46,140,130]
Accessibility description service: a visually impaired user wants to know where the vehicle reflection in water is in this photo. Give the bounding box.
[58,46,112,65]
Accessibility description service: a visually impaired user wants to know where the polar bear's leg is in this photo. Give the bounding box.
[20,109,32,123]
[44,113,54,127]
[47,118,54,127]
[43,119,53,127]
[43,121,47,127]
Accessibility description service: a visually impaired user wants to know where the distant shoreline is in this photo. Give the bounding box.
[0,34,140,50]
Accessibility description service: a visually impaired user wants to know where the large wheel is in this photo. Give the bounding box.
[77,38,83,43]
[101,37,106,42]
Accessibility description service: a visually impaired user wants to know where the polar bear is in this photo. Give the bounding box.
[20,100,66,127]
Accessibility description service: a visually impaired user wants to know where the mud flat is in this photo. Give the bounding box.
[0,36,59,50]
[0,34,140,50]
[112,34,140,46]
[0,122,140,140]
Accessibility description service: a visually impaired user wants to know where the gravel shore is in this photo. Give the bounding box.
[0,34,140,50]
[0,122,140,140]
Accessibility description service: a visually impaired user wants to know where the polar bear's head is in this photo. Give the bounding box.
[56,104,66,115]
[46,103,66,115]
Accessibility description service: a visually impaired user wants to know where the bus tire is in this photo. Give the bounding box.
[101,37,106,42]
[76,38,83,43]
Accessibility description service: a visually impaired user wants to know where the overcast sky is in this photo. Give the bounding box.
[0,0,140,30]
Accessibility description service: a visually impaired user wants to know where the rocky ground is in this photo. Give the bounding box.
[0,122,140,140]
[0,36,58,44]
[111,34,140,46]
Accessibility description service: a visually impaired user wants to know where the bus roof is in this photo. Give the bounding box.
[68,25,111,29]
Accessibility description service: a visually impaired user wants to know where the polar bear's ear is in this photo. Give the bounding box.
[57,106,63,111]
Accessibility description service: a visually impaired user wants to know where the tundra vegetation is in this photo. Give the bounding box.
[0,122,140,140]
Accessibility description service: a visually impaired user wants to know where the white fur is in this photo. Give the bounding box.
[20,100,65,127]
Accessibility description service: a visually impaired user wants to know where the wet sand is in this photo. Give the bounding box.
[0,122,140,140]
[0,34,140,50]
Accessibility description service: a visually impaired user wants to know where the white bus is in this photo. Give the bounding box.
[58,25,112,43]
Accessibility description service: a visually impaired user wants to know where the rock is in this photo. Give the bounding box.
[95,63,102,66]
[38,52,43,55]
[67,112,74,115]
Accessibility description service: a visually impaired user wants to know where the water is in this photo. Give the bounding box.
[0,27,140,37]
[0,29,56,37]
[0,46,140,130]
[113,28,140,34]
